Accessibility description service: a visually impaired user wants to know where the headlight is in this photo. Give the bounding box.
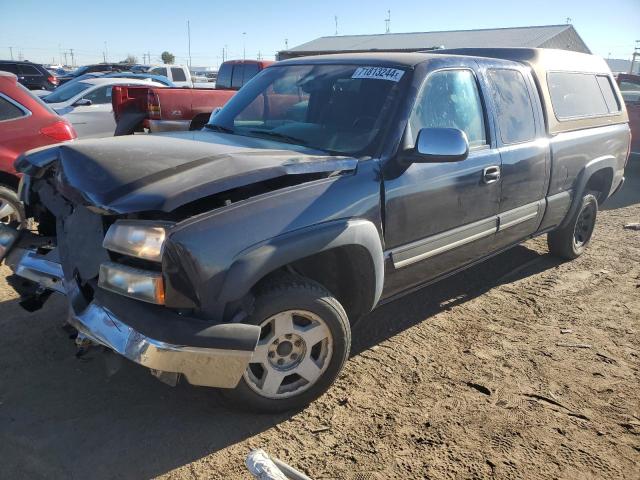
[98,262,165,304]
[103,221,171,262]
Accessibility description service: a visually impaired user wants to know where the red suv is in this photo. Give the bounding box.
[0,72,77,225]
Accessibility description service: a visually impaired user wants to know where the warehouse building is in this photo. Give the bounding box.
[278,24,591,59]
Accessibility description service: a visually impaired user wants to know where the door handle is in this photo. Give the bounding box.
[483,166,501,184]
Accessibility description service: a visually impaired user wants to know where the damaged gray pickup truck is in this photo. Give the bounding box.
[0,48,630,412]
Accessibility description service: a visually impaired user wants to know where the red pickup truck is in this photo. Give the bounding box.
[113,60,272,135]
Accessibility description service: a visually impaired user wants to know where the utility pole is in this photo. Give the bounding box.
[243,32,246,61]
[69,49,75,67]
[8,46,13,60]
[257,50,262,60]
[334,15,338,36]
[187,20,192,69]
[385,10,391,33]
[63,51,68,66]
[630,40,640,74]
[104,41,108,62]
[285,38,288,50]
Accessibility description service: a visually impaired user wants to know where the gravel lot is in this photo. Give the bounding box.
[1,161,638,480]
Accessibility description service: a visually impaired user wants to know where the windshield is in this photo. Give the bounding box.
[208,64,407,156]
[43,81,91,103]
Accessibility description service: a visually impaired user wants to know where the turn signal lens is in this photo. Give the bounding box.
[103,221,170,262]
[98,262,165,304]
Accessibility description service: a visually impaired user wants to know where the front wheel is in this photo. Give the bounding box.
[0,186,26,227]
[548,192,598,260]
[224,276,351,413]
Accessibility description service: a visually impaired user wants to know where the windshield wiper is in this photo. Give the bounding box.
[247,129,308,146]
[204,124,235,134]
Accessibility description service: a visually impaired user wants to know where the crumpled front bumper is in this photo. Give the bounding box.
[1,225,260,389]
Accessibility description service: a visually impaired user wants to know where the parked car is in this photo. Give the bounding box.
[0,60,58,90]
[616,73,640,155]
[56,63,132,85]
[0,49,629,412]
[0,72,76,225]
[41,77,167,138]
[113,59,272,135]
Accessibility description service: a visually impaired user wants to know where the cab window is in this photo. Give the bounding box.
[171,67,187,82]
[150,67,167,77]
[410,69,487,148]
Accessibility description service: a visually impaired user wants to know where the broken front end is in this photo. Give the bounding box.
[1,147,261,389]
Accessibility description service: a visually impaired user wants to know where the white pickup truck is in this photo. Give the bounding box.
[148,64,215,89]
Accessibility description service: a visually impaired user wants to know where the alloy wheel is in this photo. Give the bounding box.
[244,310,333,399]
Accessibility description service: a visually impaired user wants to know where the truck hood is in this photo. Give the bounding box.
[16,131,358,214]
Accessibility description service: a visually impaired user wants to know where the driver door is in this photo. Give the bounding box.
[383,67,502,298]
[65,85,115,138]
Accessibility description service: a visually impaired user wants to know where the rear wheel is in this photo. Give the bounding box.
[224,276,351,413]
[0,186,25,227]
[548,192,598,260]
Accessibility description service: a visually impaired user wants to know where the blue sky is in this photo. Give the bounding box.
[0,0,638,67]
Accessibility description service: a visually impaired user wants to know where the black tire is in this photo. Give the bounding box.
[223,275,351,413]
[0,185,26,227]
[548,192,598,260]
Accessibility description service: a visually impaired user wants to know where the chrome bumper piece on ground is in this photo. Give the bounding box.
[4,242,256,389]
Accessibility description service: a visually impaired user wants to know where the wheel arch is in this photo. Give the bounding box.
[0,171,20,191]
[560,156,616,229]
[218,219,385,322]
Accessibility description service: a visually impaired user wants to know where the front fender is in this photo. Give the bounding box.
[218,218,385,312]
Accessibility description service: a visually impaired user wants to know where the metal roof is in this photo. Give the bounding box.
[280,25,591,58]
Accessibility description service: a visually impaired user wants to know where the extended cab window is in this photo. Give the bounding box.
[410,69,486,147]
[0,95,26,121]
[171,67,187,82]
[548,72,617,119]
[487,69,536,144]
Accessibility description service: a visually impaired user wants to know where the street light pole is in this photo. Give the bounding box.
[187,20,192,69]
[243,32,246,61]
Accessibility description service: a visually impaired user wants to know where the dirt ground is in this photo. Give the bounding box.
[1,162,639,480]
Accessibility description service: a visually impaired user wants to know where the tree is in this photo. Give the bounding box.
[121,54,138,64]
[161,51,175,65]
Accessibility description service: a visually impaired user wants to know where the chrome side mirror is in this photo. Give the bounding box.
[413,127,469,163]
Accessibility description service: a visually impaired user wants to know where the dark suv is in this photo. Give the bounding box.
[0,61,58,90]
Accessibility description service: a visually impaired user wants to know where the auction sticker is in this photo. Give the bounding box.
[352,67,405,82]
